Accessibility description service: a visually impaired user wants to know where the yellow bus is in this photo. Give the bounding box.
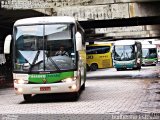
[86,43,113,71]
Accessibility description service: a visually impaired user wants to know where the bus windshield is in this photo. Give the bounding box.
[14,24,76,72]
[114,45,135,61]
[142,48,157,59]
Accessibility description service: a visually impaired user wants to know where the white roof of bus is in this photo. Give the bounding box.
[142,44,156,49]
[114,40,136,45]
[14,16,76,26]
[87,43,112,46]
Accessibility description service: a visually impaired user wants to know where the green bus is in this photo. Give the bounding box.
[142,44,158,66]
[4,16,86,101]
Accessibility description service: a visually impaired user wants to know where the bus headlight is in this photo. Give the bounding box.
[17,88,23,93]
[14,79,28,84]
[71,84,77,90]
[62,77,76,83]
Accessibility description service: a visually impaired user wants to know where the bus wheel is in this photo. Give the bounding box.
[81,83,85,90]
[23,94,32,102]
[133,67,138,70]
[86,64,90,71]
[90,63,98,71]
[116,68,121,71]
[71,92,80,101]
[138,66,141,70]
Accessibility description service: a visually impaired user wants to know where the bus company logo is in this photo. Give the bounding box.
[31,75,46,78]
[42,79,47,84]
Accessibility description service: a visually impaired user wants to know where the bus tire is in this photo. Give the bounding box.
[23,94,32,102]
[90,63,98,71]
[138,66,141,70]
[116,68,121,71]
[81,83,85,90]
[86,64,90,71]
[134,65,141,70]
[71,92,79,101]
[133,67,138,70]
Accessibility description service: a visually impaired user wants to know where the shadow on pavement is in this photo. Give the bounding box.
[87,75,159,80]
[20,90,84,104]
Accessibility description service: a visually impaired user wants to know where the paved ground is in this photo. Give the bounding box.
[87,64,160,79]
[0,65,159,120]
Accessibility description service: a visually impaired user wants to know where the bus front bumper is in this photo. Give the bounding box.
[113,60,136,69]
[14,81,79,95]
[142,61,157,66]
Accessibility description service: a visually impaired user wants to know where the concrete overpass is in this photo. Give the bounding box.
[0,0,160,49]
[54,0,160,40]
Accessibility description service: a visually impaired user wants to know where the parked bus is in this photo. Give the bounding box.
[86,43,113,71]
[112,40,142,71]
[4,16,86,101]
[142,44,158,66]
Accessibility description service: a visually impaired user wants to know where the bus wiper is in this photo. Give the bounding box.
[29,50,40,72]
[120,53,123,58]
[126,52,129,59]
[45,52,60,71]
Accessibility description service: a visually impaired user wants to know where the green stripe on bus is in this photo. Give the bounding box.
[143,58,158,61]
[29,71,74,83]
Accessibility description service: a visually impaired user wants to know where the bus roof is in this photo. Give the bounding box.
[86,43,112,46]
[14,16,76,26]
[142,44,156,49]
[114,40,137,45]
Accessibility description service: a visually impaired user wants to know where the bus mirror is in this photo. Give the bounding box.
[4,35,12,54]
[76,32,82,51]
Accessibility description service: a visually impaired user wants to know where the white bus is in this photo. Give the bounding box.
[112,40,142,71]
[4,16,86,101]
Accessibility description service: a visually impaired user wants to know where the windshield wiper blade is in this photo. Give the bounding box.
[126,52,129,59]
[29,50,40,72]
[120,52,123,58]
[47,57,60,71]
[45,52,60,71]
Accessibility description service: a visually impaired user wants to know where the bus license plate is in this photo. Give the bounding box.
[40,87,51,91]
